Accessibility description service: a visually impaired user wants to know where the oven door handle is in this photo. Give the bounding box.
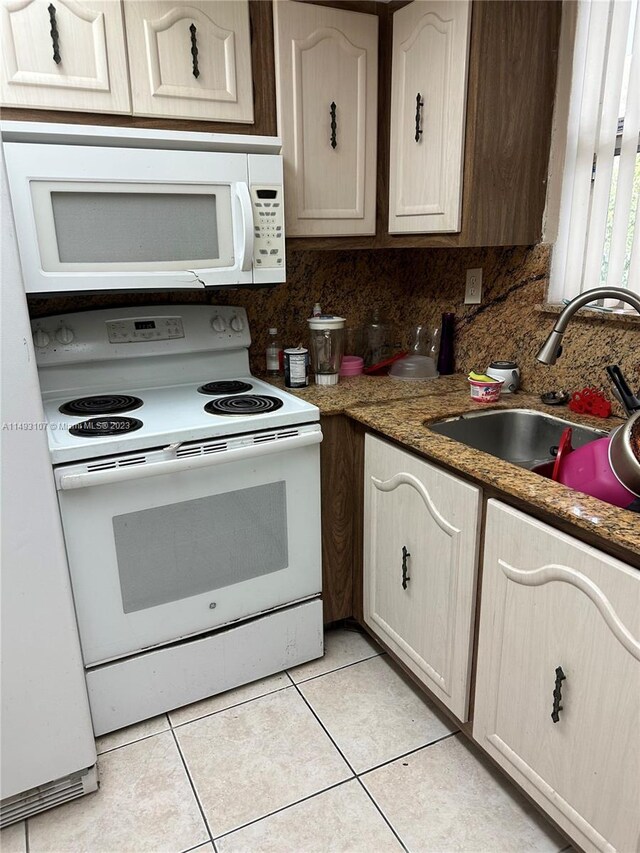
[56,430,322,491]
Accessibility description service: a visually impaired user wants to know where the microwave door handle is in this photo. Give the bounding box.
[56,429,322,491]
[235,183,254,272]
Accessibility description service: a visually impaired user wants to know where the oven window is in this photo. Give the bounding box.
[112,482,288,613]
[51,192,220,263]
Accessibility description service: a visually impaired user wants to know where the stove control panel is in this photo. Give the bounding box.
[31,306,251,365]
[106,316,185,344]
[251,186,284,269]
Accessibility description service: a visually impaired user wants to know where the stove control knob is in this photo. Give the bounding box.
[230,315,245,332]
[33,328,50,349]
[211,316,227,332]
[55,326,74,345]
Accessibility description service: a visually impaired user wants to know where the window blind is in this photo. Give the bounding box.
[549,0,640,303]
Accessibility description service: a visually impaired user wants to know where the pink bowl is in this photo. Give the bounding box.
[340,355,364,376]
[555,436,635,508]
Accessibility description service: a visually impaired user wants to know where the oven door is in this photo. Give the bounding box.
[55,427,322,666]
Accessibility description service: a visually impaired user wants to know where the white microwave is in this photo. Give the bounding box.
[2,123,285,292]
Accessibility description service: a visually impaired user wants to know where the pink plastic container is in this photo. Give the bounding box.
[340,355,364,376]
[468,377,503,403]
[554,434,635,508]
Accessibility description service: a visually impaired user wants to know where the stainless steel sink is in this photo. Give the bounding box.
[428,408,608,470]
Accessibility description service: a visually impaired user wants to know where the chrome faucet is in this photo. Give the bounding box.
[536,286,640,365]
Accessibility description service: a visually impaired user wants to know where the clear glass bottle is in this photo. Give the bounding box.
[266,328,283,376]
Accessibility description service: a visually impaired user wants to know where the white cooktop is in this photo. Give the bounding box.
[42,376,318,464]
[32,306,318,464]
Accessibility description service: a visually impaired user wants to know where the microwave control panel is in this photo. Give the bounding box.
[251,186,284,269]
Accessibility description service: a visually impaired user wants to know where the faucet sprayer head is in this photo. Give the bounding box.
[536,329,564,365]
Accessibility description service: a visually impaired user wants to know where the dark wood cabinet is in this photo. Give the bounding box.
[319,416,364,624]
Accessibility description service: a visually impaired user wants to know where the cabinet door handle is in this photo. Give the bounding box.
[415,93,424,142]
[401,545,411,589]
[330,101,337,149]
[551,666,566,723]
[48,4,61,65]
[189,23,200,79]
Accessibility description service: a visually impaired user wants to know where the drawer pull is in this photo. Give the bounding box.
[401,545,411,590]
[330,102,337,149]
[190,23,200,79]
[551,666,566,723]
[415,93,424,142]
[48,4,61,64]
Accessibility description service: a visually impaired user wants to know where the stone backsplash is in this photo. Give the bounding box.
[28,243,639,408]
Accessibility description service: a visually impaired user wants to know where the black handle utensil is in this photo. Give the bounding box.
[605,365,640,415]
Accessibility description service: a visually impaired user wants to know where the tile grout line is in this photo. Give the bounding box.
[96,717,171,755]
[287,672,359,772]
[357,730,460,778]
[288,666,464,853]
[169,727,217,852]
[353,775,409,853]
[168,683,292,732]
[290,664,407,851]
[181,842,215,853]
[211,778,357,844]
[288,650,385,687]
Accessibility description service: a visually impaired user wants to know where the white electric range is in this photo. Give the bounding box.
[31,305,324,735]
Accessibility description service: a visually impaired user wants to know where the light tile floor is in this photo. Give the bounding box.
[2,628,574,853]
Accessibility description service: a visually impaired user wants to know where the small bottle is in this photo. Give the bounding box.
[312,302,322,318]
[266,328,283,376]
[437,312,456,375]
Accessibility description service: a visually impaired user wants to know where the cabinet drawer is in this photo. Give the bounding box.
[474,500,640,853]
[363,434,481,720]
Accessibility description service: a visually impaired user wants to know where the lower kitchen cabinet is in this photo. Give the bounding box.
[474,500,640,853]
[363,433,481,721]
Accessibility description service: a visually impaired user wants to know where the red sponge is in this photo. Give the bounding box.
[568,387,612,418]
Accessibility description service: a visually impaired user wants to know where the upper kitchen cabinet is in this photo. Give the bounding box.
[273,0,378,236]
[123,0,253,122]
[388,0,470,234]
[382,0,563,248]
[0,0,131,113]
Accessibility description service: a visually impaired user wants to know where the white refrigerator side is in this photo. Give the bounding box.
[0,145,97,819]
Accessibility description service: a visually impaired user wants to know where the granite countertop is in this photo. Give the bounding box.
[264,373,464,413]
[265,374,640,564]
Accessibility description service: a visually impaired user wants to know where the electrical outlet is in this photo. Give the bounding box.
[465,268,482,304]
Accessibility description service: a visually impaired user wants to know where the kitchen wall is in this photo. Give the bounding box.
[29,243,639,402]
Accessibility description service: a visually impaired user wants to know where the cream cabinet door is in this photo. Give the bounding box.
[474,500,640,853]
[0,0,131,112]
[388,0,470,234]
[363,434,481,721]
[273,0,378,236]
[124,0,253,122]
